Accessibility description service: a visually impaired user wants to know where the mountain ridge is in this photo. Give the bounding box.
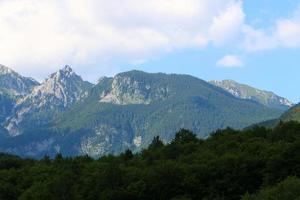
[0,66,287,157]
[4,65,93,136]
[210,79,293,110]
[0,64,39,125]
[0,64,39,96]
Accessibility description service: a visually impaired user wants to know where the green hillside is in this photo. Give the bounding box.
[255,103,300,128]
[280,103,300,122]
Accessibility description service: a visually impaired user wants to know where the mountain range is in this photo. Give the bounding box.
[0,65,294,157]
[5,65,93,136]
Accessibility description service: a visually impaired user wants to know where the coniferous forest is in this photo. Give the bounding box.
[1,121,300,200]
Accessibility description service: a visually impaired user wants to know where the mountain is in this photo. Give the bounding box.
[0,64,39,96]
[0,93,14,124]
[249,102,300,128]
[280,103,300,122]
[4,65,93,136]
[210,80,293,110]
[0,70,284,158]
[0,64,39,124]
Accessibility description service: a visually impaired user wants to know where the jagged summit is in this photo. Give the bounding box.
[33,65,89,101]
[62,65,72,72]
[0,64,14,75]
[0,69,285,157]
[0,64,39,96]
[0,64,39,127]
[58,65,73,75]
[49,65,75,80]
[5,65,93,136]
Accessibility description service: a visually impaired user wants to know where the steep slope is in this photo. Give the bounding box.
[0,64,39,96]
[5,65,93,136]
[0,93,14,123]
[210,80,293,110]
[280,103,300,122]
[0,64,39,124]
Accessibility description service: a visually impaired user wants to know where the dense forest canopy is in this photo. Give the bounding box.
[1,121,300,199]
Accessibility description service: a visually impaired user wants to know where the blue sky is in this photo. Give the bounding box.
[0,0,300,102]
[129,0,300,103]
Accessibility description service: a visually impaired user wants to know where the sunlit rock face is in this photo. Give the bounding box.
[5,65,93,136]
[100,71,169,105]
[0,64,39,96]
[0,64,39,131]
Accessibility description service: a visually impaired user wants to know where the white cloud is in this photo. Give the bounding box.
[210,1,244,46]
[217,54,244,67]
[0,0,244,80]
[241,5,300,51]
[1,0,300,80]
[276,17,300,47]
[241,26,277,51]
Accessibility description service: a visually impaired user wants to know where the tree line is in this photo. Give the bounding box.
[1,121,300,199]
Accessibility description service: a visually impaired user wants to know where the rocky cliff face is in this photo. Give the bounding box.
[0,64,39,96]
[16,65,92,109]
[99,71,169,105]
[0,94,14,124]
[210,80,293,110]
[5,65,93,136]
[0,64,39,125]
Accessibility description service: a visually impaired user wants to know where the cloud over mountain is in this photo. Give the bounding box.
[1,0,300,83]
[0,0,244,78]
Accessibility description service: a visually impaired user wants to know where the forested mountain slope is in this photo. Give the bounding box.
[0,70,283,157]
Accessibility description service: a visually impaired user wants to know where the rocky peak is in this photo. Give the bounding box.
[5,65,93,136]
[0,64,14,75]
[51,65,74,80]
[0,64,39,96]
[22,65,93,108]
[62,65,73,73]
